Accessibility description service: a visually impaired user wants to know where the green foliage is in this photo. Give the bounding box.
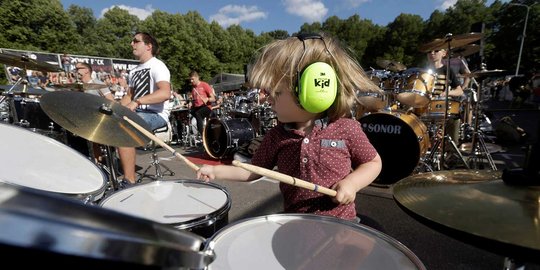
[0,0,538,84]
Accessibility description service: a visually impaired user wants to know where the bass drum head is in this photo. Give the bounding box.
[359,112,428,185]
[204,214,425,270]
[203,118,255,159]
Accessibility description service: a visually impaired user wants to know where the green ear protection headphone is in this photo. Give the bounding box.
[295,33,338,113]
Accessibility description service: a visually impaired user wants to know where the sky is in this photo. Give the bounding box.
[59,0,504,34]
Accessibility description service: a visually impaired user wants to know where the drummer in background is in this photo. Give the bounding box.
[118,32,171,186]
[189,70,216,138]
[427,48,464,145]
[74,62,114,101]
[197,33,382,223]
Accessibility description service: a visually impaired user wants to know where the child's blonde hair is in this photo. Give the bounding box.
[248,32,380,120]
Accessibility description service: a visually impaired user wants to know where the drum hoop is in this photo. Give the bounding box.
[204,213,426,269]
[99,180,231,228]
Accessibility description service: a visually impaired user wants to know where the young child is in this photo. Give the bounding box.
[197,33,382,221]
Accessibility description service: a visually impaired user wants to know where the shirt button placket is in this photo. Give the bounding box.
[302,138,309,167]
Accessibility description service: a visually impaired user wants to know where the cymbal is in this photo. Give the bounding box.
[376,59,407,72]
[461,69,506,78]
[0,49,62,73]
[394,170,540,252]
[39,91,151,147]
[0,84,50,95]
[419,32,483,53]
[452,44,481,57]
[50,82,108,91]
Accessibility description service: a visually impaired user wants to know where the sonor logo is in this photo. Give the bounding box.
[314,78,330,88]
[362,123,402,134]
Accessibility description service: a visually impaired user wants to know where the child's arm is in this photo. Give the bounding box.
[331,153,382,205]
[197,164,260,182]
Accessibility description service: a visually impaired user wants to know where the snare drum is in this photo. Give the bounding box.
[0,123,107,202]
[204,214,426,270]
[99,180,231,238]
[398,72,436,108]
[360,111,429,185]
[425,98,461,119]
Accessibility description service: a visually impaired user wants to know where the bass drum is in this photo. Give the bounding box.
[359,111,429,185]
[203,118,255,159]
[203,214,425,270]
[100,180,231,238]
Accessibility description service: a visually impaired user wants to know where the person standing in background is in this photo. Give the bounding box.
[189,70,216,137]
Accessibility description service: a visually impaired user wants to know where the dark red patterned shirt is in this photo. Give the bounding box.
[251,117,378,220]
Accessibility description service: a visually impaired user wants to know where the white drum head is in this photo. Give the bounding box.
[206,214,425,270]
[100,180,230,225]
[0,124,105,198]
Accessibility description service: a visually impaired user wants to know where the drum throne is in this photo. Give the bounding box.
[139,123,175,181]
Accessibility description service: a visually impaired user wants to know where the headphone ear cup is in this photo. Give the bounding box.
[297,62,337,113]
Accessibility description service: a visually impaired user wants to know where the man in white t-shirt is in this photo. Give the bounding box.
[118,32,171,185]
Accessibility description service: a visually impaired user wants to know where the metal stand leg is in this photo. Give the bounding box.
[138,140,175,181]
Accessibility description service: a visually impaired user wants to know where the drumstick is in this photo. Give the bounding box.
[123,116,200,172]
[231,160,337,197]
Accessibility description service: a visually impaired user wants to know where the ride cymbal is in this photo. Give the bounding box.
[461,69,506,78]
[376,59,407,72]
[452,44,481,57]
[40,91,151,147]
[50,82,108,91]
[393,170,540,252]
[0,49,62,72]
[419,32,483,53]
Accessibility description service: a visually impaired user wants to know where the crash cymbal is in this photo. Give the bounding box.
[0,84,50,95]
[394,170,540,252]
[376,59,407,72]
[452,44,481,57]
[419,32,483,53]
[50,82,108,91]
[0,49,62,73]
[40,91,151,147]
[461,69,506,78]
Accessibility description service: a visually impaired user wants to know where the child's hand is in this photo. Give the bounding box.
[197,165,216,182]
[331,180,357,205]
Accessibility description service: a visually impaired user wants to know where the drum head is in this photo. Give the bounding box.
[205,214,425,270]
[0,123,106,200]
[0,184,212,269]
[100,180,231,228]
[359,112,425,185]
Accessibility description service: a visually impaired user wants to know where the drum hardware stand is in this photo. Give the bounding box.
[101,145,120,190]
[139,128,175,182]
[465,70,497,170]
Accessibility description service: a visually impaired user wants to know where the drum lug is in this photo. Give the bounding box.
[83,195,94,205]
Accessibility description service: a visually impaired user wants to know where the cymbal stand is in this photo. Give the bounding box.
[434,34,470,170]
[100,145,120,191]
[466,73,497,170]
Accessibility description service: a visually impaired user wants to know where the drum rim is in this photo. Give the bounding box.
[99,180,232,228]
[0,123,108,199]
[204,213,426,269]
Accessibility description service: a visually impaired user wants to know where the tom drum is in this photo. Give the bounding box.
[203,214,426,270]
[99,180,231,238]
[203,118,255,159]
[0,123,106,203]
[397,72,436,108]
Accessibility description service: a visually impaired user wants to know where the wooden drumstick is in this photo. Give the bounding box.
[123,116,200,172]
[231,160,337,197]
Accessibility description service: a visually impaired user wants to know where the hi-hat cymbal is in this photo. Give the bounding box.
[50,82,108,91]
[376,59,407,72]
[0,49,62,73]
[452,44,481,57]
[40,91,151,147]
[419,32,483,53]
[0,84,50,95]
[393,170,540,254]
[461,69,506,78]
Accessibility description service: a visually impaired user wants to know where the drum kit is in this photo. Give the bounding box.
[358,32,506,185]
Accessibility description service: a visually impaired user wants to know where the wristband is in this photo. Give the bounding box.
[135,99,142,106]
